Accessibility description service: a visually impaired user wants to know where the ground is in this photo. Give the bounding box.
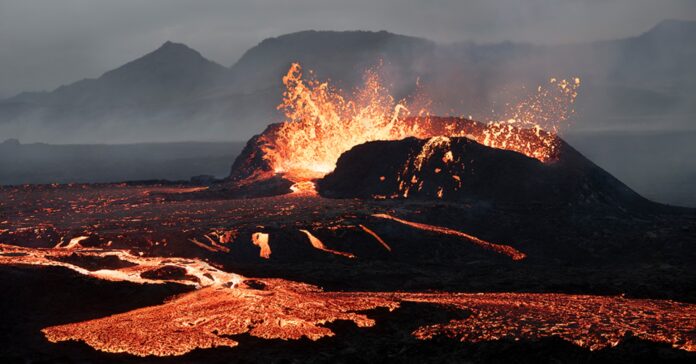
[0,183,695,362]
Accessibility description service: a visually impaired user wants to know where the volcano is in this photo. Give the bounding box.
[319,129,652,210]
[225,116,655,212]
[3,60,696,364]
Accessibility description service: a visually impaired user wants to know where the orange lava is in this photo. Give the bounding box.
[373,213,526,261]
[408,292,696,352]
[1,244,694,357]
[251,232,272,259]
[300,229,356,258]
[289,181,319,195]
[43,282,399,357]
[264,63,579,180]
[41,278,696,357]
[358,224,392,252]
[0,243,243,288]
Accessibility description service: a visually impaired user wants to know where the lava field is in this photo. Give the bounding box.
[1,64,695,363]
[1,178,695,362]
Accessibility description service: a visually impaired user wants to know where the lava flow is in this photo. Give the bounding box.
[373,213,526,261]
[262,63,579,181]
[1,183,695,358]
[2,244,693,357]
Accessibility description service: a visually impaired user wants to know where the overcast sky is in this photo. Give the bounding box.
[0,0,695,98]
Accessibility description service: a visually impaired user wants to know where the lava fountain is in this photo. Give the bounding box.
[255,63,579,183]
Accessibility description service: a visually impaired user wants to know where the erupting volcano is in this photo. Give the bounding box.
[228,63,580,194]
[2,62,695,363]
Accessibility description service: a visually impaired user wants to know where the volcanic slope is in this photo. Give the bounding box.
[225,115,664,214]
[318,134,654,211]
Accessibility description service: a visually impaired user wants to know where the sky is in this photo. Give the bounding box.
[0,0,695,98]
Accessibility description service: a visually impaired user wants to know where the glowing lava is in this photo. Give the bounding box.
[251,232,272,259]
[299,229,356,258]
[2,244,694,357]
[0,243,242,288]
[262,63,579,181]
[373,213,526,261]
[43,282,399,357]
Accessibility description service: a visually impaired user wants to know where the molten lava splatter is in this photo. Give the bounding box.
[264,63,579,180]
[398,136,454,198]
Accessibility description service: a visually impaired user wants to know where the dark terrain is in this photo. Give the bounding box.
[1,125,695,361]
[1,19,695,363]
[0,139,244,185]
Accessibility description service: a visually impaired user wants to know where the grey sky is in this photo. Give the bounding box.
[0,0,695,98]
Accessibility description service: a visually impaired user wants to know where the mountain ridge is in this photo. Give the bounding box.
[1,19,695,144]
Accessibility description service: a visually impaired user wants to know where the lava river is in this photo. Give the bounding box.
[0,243,694,357]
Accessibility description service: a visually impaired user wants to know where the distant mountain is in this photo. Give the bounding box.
[1,20,696,144]
[13,41,226,107]
[225,30,435,93]
[0,41,234,143]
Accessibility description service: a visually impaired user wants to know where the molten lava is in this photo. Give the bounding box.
[373,213,526,261]
[1,184,695,358]
[263,63,579,181]
[4,244,690,357]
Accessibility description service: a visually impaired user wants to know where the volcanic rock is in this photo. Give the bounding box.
[223,116,566,198]
[222,122,295,198]
[140,265,201,284]
[318,135,655,210]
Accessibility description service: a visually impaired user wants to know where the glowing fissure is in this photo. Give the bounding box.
[358,224,392,252]
[372,213,526,261]
[265,63,579,181]
[299,229,356,258]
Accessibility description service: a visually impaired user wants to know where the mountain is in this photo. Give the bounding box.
[17,41,225,107]
[225,30,435,93]
[1,20,696,144]
[0,42,233,143]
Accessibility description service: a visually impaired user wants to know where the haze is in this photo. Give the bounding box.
[1,0,695,207]
[1,0,695,98]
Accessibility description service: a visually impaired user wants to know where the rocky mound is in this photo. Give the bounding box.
[224,117,563,196]
[318,136,655,210]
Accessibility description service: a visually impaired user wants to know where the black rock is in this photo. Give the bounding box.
[318,135,658,211]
